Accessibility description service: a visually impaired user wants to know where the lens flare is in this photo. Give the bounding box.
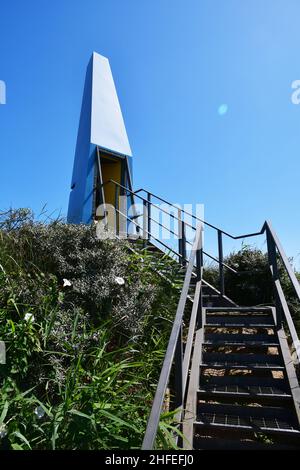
[218,104,228,116]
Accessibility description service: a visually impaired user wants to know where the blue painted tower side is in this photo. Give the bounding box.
[67,52,133,224]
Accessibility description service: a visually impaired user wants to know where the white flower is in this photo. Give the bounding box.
[24,313,35,322]
[34,406,45,419]
[63,279,72,287]
[0,424,7,439]
[115,277,125,286]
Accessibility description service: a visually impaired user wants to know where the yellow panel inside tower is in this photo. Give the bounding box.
[101,156,122,207]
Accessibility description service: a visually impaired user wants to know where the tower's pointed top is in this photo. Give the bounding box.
[90,52,132,156]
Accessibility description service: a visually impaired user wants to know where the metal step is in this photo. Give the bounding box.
[200,280,238,307]
[198,384,291,400]
[204,342,279,350]
[205,312,274,319]
[205,311,273,317]
[200,362,285,371]
[202,351,282,366]
[204,333,278,347]
[199,375,290,390]
[205,307,273,312]
[193,435,298,450]
[195,403,300,436]
[202,294,225,299]
[206,315,274,327]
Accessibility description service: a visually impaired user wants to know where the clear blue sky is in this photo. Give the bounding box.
[0,0,299,264]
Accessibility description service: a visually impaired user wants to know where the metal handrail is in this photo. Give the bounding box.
[202,250,238,274]
[265,221,300,363]
[102,179,267,243]
[108,180,239,275]
[99,179,300,444]
[101,180,300,340]
[148,216,179,239]
[127,184,300,308]
[134,187,265,240]
[105,179,196,231]
[141,223,203,450]
[266,221,300,301]
[100,179,266,296]
[102,179,266,296]
[113,207,181,259]
[131,210,180,239]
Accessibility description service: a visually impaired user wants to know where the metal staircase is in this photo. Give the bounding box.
[185,307,300,449]
[98,180,300,450]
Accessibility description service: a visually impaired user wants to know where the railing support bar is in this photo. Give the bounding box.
[143,199,148,247]
[267,227,282,327]
[178,209,187,267]
[147,192,151,242]
[218,230,225,296]
[115,184,119,236]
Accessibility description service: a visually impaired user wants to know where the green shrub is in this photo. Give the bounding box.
[203,244,300,331]
[0,209,180,449]
[224,245,273,306]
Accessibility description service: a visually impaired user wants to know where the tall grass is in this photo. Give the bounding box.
[0,209,181,449]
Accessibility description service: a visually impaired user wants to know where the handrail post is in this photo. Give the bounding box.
[115,184,119,237]
[131,190,141,238]
[196,225,203,283]
[196,226,204,328]
[178,209,186,266]
[119,191,127,239]
[147,192,151,242]
[143,198,148,247]
[182,222,187,266]
[196,247,201,282]
[266,227,282,327]
[178,208,182,264]
[218,230,225,296]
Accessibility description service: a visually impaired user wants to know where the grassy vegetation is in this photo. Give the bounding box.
[0,209,181,450]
